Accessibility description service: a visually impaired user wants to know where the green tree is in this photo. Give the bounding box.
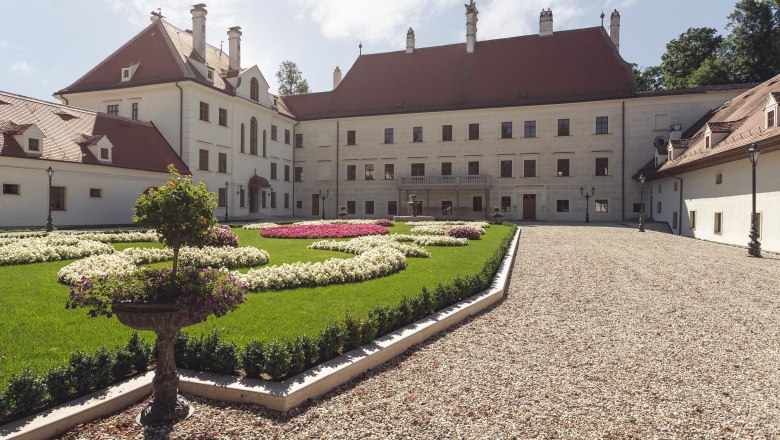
[632,64,665,92]
[275,60,310,96]
[661,27,724,89]
[724,0,780,82]
[688,56,732,87]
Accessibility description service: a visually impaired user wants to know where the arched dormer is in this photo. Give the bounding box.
[250,78,259,102]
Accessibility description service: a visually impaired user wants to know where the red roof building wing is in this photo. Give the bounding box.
[284,27,635,120]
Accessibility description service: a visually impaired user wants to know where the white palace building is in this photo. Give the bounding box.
[1,3,777,252]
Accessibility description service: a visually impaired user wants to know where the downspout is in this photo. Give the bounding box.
[292,122,299,218]
[175,81,184,158]
[621,101,626,221]
[336,120,340,217]
[59,94,69,105]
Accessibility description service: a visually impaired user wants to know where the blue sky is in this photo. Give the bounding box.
[1,0,737,101]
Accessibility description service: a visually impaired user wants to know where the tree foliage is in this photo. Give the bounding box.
[724,0,780,82]
[632,64,664,92]
[661,27,723,89]
[275,60,310,96]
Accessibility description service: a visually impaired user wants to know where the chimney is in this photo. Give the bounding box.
[539,9,553,37]
[406,27,415,54]
[150,11,163,22]
[333,66,342,89]
[465,0,478,53]
[609,9,621,52]
[227,26,242,72]
[191,4,207,61]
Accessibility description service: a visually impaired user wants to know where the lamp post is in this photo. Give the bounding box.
[318,189,330,219]
[409,192,418,217]
[224,181,230,223]
[46,166,54,233]
[747,143,761,258]
[580,186,595,223]
[638,174,646,232]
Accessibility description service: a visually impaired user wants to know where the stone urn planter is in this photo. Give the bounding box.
[113,302,194,425]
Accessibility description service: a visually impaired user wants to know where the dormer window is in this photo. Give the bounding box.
[769,110,776,128]
[207,68,214,81]
[100,147,109,160]
[122,68,130,79]
[120,62,140,82]
[28,138,40,152]
[705,135,711,149]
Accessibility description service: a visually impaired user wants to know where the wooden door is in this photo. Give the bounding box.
[249,188,258,213]
[522,194,536,220]
[311,194,320,216]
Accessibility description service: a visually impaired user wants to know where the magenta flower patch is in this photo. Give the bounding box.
[261,224,389,239]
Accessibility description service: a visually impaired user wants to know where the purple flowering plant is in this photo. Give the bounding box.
[445,225,482,240]
[205,224,239,247]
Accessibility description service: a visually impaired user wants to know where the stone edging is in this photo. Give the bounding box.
[1,228,520,439]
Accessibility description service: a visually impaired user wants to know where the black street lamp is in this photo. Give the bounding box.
[638,174,646,232]
[46,166,54,233]
[747,143,761,258]
[224,181,230,223]
[580,186,595,223]
[318,189,330,219]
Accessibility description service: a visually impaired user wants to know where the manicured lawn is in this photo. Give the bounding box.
[0,223,513,387]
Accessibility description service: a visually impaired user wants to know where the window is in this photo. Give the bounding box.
[715,173,723,184]
[295,133,303,148]
[673,181,678,192]
[595,158,609,176]
[199,102,209,121]
[270,162,277,180]
[240,124,245,153]
[131,103,139,120]
[387,201,398,215]
[250,78,259,101]
[768,110,776,127]
[557,118,570,136]
[365,201,375,215]
[442,125,453,142]
[346,130,356,145]
[284,165,290,181]
[524,121,536,138]
[262,130,267,157]
[285,129,291,145]
[501,122,513,139]
[250,118,258,155]
[85,188,101,199]
[218,108,228,127]
[107,104,119,116]
[270,192,277,209]
[658,184,662,193]
[365,164,375,180]
[384,164,395,180]
[261,191,266,208]
[595,200,608,213]
[524,160,536,177]
[714,212,723,235]
[689,210,696,229]
[657,201,662,214]
[347,201,356,214]
[271,125,278,141]
[240,188,245,208]
[384,128,394,144]
[3,184,20,195]
[122,68,130,79]
[346,164,356,181]
[596,116,608,134]
[441,162,452,176]
[672,212,678,229]
[50,186,66,211]
[556,159,570,177]
[100,148,109,160]
[472,196,483,212]
[468,161,479,175]
[441,201,453,216]
[218,153,227,173]
[556,200,569,212]
[294,167,303,182]
[705,136,711,149]
[218,188,227,208]
[500,160,512,178]
[28,138,40,152]
[501,196,511,212]
[296,200,303,209]
[469,123,480,140]
[413,126,423,142]
[284,193,290,209]
[199,149,209,171]
[207,69,214,80]
[411,163,425,176]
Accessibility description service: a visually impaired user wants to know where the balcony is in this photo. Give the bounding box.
[397,175,491,189]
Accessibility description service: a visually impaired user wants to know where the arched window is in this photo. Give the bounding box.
[240,123,245,153]
[250,118,258,155]
[262,129,267,157]
[250,78,259,102]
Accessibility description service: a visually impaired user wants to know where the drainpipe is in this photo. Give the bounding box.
[336,120,340,217]
[621,101,626,221]
[59,93,69,105]
[175,81,184,158]
[292,122,298,218]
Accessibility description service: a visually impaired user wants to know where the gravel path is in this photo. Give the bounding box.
[59,225,780,439]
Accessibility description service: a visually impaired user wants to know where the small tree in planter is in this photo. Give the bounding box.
[66,166,247,425]
[337,206,348,218]
[490,207,504,224]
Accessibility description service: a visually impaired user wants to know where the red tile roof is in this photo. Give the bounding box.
[0,91,189,173]
[283,27,636,120]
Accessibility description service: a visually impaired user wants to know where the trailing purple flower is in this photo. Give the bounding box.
[204,224,239,248]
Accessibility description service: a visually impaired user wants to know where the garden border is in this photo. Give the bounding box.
[1,227,520,439]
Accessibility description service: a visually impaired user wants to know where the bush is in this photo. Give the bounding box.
[361,314,379,345]
[113,348,134,380]
[241,340,265,379]
[395,296,414,328]
[5,369,47,416]
[69,351,96,395]
[206,333,239,375]
[45,366,75,404]
[369,305,393,336]
[93,347,115,389]
[286,338,306,375]
[126,332,152,373]
[445,226,482,240]
[264,341,292,381]
[300,335,319,369]
[205,224,239,247]
[374,219,394,227]
[343,314,363,352]
[318,322,345,361]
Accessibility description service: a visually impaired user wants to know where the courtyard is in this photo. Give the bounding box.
[59,224,780,438]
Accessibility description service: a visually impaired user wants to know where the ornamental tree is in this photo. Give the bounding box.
[132,165,216,277]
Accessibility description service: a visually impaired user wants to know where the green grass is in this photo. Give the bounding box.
[0,223,513,386]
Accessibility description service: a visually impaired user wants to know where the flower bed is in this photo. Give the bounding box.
[179,246,268,268]
[409,224,485,236]
[292,219,380,226]
[0,236,114,266]
[261,223,389,239]
[389,234,469,246]
[445,226,482,240]
[309,236,431,258]
[205,225,239,247]
[374,219,394,227]
[242,223,279,231]
[408,220,490,229]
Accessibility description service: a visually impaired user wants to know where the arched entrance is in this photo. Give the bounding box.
[248,174,271,213]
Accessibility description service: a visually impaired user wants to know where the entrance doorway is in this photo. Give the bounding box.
[311,194,320,216]
[522,194,536,220]
[249,187,258,213]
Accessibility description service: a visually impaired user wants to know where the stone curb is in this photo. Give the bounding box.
[1,227,520,439]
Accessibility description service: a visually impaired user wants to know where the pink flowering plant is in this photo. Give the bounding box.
[261,223,389,239]
[205,224,239,247]
[445,225,482,240]
[374,219,394,227]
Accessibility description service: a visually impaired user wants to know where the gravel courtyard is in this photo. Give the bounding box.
[61,225,780,439]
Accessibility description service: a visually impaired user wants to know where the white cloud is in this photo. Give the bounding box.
[101,0,244,30]
[9,61,33,73]
[0,39,9,48]
[478,0,589,40]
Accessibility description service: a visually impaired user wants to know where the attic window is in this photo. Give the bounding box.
[55,112,78,121]
[28,138,40,152]
[100,147,110,160]
[207,69,214,80]
[121,63,140,82]
[0,100,10,106]
[705,135,711,149]
[768,110,776,128]
[122,68,130,79]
